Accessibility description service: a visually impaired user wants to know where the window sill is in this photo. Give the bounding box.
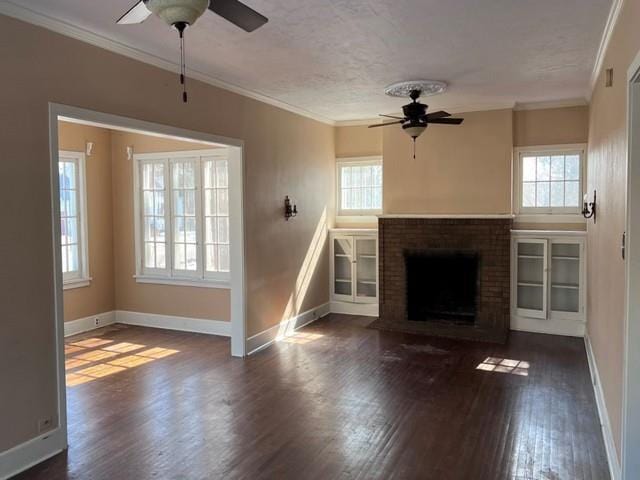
[134,275,231,290]
[63,278,92,290]
[336,215,380,224]
[514,214,586,224]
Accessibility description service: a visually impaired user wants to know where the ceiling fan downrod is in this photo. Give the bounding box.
[175,21,188,103]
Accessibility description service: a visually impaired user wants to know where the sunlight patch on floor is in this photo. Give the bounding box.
[64,337,180,387]
[279,332,324,345]
[476,357,530,376]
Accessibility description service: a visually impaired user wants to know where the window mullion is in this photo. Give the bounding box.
[195,157,204,279]
[166,158,173,277]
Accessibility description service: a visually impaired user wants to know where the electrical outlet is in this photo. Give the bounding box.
[38,417,53,434]
[95,317,100,326]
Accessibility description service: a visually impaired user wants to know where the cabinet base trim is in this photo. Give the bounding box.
[330,301,379,317]
[510,315,585,337]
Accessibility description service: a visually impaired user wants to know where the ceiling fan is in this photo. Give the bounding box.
[370,83,464,158]
[116,0,268,102]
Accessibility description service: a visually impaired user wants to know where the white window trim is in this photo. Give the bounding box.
[513,144,587,223]
[132,148,231,288]
[336,156,383,219]
[59,150,91,289]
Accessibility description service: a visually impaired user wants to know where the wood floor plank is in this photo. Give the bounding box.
[14,315,609,480]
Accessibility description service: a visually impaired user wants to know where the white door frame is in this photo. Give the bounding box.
[47,102,248,451]
[623,50,640,479]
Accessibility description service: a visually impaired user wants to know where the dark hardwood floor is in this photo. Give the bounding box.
[16,315,609,480]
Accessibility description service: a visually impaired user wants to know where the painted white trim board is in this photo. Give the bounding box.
[330,301,379,317]
[116,311,231,337]
[585,335,622,480]
[0,428,66,480]
[589,0,625,94]
[64,311,116,337]
[246,303,331,355]
[378,214,514,219]
[510,317,585,337]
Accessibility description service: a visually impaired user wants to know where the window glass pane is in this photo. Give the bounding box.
[184,191,196,216]
[144,217,154,241]
[352,166,362,187]
[216,160,228,188]
[185,217,197,243]
[67,245,78,272]
[61,245,68,272]
[373,188,382,209]
[203,160,214,189]
[66,218,78,244]
[145,242,155,268]
[65,162,76,189]
[342,189,351,210]
[186,244,197,271]
[550,156,565,180]
[216,190,229,216]
[206,245,217,272]
[353,188,362,209]
[174,244,186,270]
[183,161,196,188]
[173,162,183,189]
[218,245,230,272]
[205,189,216,216]
[522,182,536,207]
[550,181,564,207]
[206,217,216,243]
[373,165,382,186]
[155,218,165,242]
[536,182,550,207]
[154,192,164,216]
[217,217,229,244]
[565,181,580,207]
[362,167,372,187]
[565,155,580,180]
[155,244,166,269]
[342,167,351,188]
[536,156,550,181]
[143,191,154,215]
[174,217,185,243]
[173,191,185,216]
[154,163,165,189]
[522,157,536,181]
[143,163,154,190]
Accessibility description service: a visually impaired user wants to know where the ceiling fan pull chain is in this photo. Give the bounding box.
[413,140,416,160]
[179,27,187,103]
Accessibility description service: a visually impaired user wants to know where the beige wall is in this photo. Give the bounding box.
[384,109,513,214]
[513,106,589,147]
[586,0,640,460]
[0,15,333,453]
[59,123,116,321]
[110,131,231,321]
[335,125,382,158]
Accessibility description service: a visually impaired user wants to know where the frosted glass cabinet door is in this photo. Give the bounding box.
[550,241,581,315]
[515,239,547,318]
[355,237,377,303]
[333,236,354,300]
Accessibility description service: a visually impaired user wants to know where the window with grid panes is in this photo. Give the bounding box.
[337,158,382,216]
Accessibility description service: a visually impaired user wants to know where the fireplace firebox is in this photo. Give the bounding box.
[406,251,478,324]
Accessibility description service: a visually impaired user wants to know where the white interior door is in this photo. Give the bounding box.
[515,238,548,319]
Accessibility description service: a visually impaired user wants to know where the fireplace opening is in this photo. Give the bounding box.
[406,250,479,324]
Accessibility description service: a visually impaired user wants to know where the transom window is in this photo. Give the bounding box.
[337,157,383,216]
[59,151,90,288]
[134,149,230,285]
[515,146,585,216]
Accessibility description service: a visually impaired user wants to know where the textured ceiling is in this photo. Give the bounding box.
[6,0,611,121]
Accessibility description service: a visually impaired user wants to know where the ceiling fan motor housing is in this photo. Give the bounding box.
[146,0,210,27]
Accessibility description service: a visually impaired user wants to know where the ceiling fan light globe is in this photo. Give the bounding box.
[403,124,427,139]
[146,0,209,27]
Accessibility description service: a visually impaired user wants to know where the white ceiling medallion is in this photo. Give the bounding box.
[384,80,448,98]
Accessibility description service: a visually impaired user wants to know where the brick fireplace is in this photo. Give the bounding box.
[372,216,512,343]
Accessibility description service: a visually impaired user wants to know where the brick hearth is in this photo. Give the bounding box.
[372,217,512,343]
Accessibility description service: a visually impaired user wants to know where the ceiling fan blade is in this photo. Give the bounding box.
[209,0,268,32]
[427,118,464,125]
[116,1,152,24]
[424,111,451,121]
[368,120,404,128]
[380,114,404,120]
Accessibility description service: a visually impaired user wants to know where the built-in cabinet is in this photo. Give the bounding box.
[330,229,378,316]
[511,231,586,336]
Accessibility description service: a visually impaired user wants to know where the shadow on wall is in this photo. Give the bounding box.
[277,208,328,340]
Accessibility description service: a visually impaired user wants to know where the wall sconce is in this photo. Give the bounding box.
[126,146,134,160]
[85,141,94,157]
[284,196,297,221]
[582,190,596,222]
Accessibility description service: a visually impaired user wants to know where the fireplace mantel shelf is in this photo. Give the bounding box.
[378,214,514,219]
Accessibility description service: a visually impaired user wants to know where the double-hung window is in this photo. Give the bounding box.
[514,145,586,220]
[336,157,383,218]
[59,151,90,288]
[134,150,230,287]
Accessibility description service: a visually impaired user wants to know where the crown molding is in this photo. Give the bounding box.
[0,1,335,126]
[514,98,588,111]
[335,118,382,127]
[589,0,624,95]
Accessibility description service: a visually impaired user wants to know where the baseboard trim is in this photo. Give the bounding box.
[510,316,585,337]
[330,301,379,317]
[246,302,331,355]
[64,311,116,337]
[116,311,231,337]
[584,335,621,480]
[0,428,66,480]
